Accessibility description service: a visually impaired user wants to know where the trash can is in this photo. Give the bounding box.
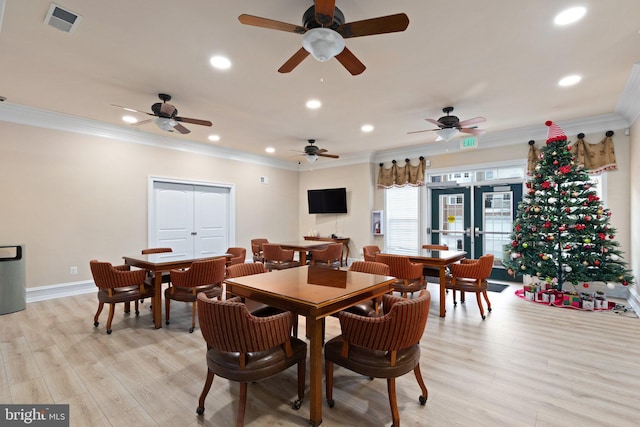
[0,245,26,315]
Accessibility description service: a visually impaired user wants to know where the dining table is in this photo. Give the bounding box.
[123,252,230,329]
[274,240,330,265]
[393,249,467,317]
[224,265,395,427]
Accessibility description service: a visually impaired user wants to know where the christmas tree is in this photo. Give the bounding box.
[503,121,633,291]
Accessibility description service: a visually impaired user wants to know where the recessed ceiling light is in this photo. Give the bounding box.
[361,124,374,132]
[210,55,231,70]
[554,6,586,26]
[122,115,138,124]
[208,134,221,142]
[558,74,582,87]
[306,99,321,109]
[265,147,275,154]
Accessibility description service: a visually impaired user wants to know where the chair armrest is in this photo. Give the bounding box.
[450,261,484,279]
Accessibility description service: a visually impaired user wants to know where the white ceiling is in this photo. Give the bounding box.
[1,0,640,165]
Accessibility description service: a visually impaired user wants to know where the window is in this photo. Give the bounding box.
[384,186,420,254]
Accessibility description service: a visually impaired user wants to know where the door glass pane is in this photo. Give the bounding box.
[482,191,513,265]
[439,193,464,250]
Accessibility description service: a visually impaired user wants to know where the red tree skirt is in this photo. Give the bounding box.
[515,289,615,311]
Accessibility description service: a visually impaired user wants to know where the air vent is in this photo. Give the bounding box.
[44,3,81,33]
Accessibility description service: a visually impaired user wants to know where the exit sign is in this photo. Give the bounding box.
[460,136,478,150]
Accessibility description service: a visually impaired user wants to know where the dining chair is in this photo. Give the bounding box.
[196,293,307,426]
[226,262,299,337]
[362,245,381,262]
[309,243,343,269]
[250,238,269,263]
[375,253,425,298]
[446,254,494,319]
[90,260,154,334]
[324,289,431,427]
[165,258,225,332]
[226,247,247,265]
[262,243,299,271]
[141,247,173,289]
[421,244,449,282]
[345,261,391,317]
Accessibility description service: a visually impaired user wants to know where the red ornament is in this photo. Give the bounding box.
[542,181,551,189]
[565,208,571,213]
[584,215,591,221]
[553,160,559,165]
[512,241,518,247]
[515,224,521,231]
[583,283,589,288]
[623,281,628,286]
[609,235,615,239]
[594,260,600,266]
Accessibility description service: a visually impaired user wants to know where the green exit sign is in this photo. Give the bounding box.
[460,136,478,150]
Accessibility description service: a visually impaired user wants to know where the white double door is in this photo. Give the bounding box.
[150,181,231,258]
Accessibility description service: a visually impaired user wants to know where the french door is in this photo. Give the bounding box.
[429,183,523,281]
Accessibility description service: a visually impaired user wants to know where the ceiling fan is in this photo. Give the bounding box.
[112,93,212,134]
[408,107,486,141]
[296,140,339,162]
[238,0,409,75]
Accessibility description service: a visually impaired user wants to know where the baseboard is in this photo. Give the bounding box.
[26,280,95,303]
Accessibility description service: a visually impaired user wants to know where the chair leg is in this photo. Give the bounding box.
[165,296,171,325]
[293,358,305,410]
[94,303,104,327]
[292,315,298,338]
[124,301,131,313]
[461,291,466,304]
[387,377,400,427]
[190,301,196,333]
[476,292,486,320]
[413,364,428,405]
[452,289,457,306]
[196,370,215,415]
[483,291,492,312]
[237,382,248,427]
[135,299,140,316]
[325,360,335,408]
[106,303,116,334]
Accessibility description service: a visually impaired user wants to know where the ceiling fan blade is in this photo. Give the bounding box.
[175,117,212,127]
[407,128,439,135]
[317,148,328,154]
[317,153,339,158]
[334,47,366,75]
[111,104,153,115]
[238,14,306,34]
[425,118,445,127]
[458,116,487,127]
[314,0,336,26]
[131,119,152,126]
[337,13,409,39]
[278,48,310,73]
[173,123,191,134]
[460,128,486,135]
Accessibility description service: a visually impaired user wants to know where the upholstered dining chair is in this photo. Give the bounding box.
[446,254,494,319]
[226,262,299,337]
[251,238,269,263]
[165,258,225,332]
[362,245,381,262]
[262,243,299,271]
[90,260,154,334]
[345,261,391,317]
[324,289,431,427]
[310,243,343,269]
[375,253,425,298]
[196,294,307,426]
[421,244,449,282]
[226,247,246,266]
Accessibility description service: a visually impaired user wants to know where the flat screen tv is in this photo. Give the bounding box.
[307,187,347,214]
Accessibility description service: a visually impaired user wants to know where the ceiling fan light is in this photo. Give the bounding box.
[302,28,345,62]
[153,117,177,131]
[436,128,459,142]
[306,154,318,163]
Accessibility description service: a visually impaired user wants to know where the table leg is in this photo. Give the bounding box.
[299,251,307,265]
[153,273,163,328]
[307,316,323,426]
[439,266,447,317]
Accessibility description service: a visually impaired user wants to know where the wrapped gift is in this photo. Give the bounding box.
[563,293,581,307]
[535,292,545,302]
[525,290,535,301]
[582,299,594,310]
[595,297,607,310]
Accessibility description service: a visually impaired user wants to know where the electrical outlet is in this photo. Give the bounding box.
[70,266,78,275]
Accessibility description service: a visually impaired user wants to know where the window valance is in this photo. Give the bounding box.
[527,131,618,175]
[377,157,426,188]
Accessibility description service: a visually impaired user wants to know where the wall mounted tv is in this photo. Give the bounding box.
[307,187,347,214]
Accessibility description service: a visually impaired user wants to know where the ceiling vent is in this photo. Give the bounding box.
[44,3,81,33]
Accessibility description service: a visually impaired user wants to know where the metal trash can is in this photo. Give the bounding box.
[0,245,26,315]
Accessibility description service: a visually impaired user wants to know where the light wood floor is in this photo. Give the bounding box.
[1,284,639,427]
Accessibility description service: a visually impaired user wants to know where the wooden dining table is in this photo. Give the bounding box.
[123,252,230,329]
[224,265,395,427]
[396,249,466,317]
[274,240,330,265]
